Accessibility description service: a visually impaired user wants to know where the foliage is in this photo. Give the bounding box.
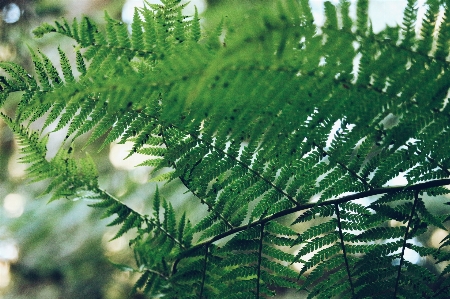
[1,0,450,297]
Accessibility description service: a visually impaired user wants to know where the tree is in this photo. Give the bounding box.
[1,0,450,297]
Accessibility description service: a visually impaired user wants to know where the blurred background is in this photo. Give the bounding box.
[0,0,448,298]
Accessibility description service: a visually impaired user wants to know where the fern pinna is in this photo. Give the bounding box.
[1,0,450,297]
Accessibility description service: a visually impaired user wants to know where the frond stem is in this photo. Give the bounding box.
[142,268,169,281]
[199,244,209,299]
[393,189,420,297]
[189,132,300,206]
[415,148,450,176]
[314,142,373,190]
[256,223,265,298]
[334,203,355,296]
[180,178,450,259]
[179,176,234,229]
[160,126,234,229]
[99,188,186,249]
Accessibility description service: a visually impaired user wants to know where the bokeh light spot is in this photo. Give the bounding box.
[0,240,18,262]
[2,3,21,24]
[430,228,447,248]
[8,152,27,179]
[0,261,11,288]
[109,142,148,171]
[103,230,128,253]
[3,193,25,218]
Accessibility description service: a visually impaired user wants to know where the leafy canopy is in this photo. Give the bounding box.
[1,0,450,297]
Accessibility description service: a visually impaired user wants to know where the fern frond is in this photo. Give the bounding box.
[356,0,370,35]
[417,0,440,55]
[3,112,99,202]
[71,100,107,140]
[3,0,450,297]
[190,6,201,42]
[129,13,143,49]
[401,0,418,49]
[0,62,38,90]
[57,46,75,83]
[106,11,131,49]
[28,47,52,91]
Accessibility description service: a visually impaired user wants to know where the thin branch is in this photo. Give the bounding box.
[415,148,450,176]
[141,268,169,281]
[179,176,234,229]
[334,203,355,296]
[314,142,374,191]
[180,178,450,258]
[98,188,186,250]
[160,125,234,229]
[256,223,265,298]
[394,190,420,297]
[188,132,300,206]
[199,244,209,299]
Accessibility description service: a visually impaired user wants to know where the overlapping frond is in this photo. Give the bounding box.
[0,113,98,202]
[130,187,196,297]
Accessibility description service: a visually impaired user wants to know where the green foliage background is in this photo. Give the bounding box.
[1,0,450,298]
[0,1,146,298]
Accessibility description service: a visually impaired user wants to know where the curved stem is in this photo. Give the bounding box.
[393,190,420,297]
[414,147,450,176]
[180,178,450,258]
[199,245,209,299]
[334,203,355,296]
[256,223,265,298]
[187,132,300,206]
[314,142,374,191]
[99,188,186,250]
[160,125,234,229]
[179,176,234,229]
